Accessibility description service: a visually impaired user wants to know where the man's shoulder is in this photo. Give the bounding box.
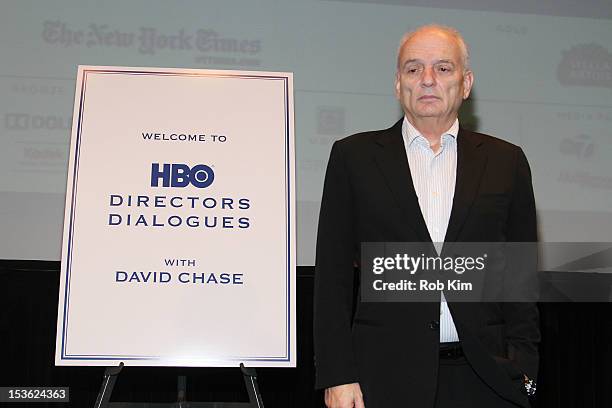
[461,128,524,156]
[333,120,402,152]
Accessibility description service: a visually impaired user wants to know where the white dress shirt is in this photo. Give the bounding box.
[401,116,460,343]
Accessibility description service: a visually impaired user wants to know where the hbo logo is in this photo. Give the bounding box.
[151,163,214,188]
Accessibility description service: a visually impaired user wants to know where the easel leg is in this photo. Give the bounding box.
[240,363,264,408]
[93,362,124,408]
[177,375,187,407]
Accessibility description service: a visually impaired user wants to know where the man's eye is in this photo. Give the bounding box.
[438,66,452,72]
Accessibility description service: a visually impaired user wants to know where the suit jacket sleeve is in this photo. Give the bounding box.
[502,147,540,380]
[313,140,359,389]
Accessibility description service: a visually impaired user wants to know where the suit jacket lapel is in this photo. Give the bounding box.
[373,119,431,242]
[444,128,487,243]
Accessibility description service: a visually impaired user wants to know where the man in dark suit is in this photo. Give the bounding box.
[314,25,539,407]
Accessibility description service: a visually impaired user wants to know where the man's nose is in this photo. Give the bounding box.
[421,66,436,87]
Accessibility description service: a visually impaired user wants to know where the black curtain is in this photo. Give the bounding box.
[1,261,610,407]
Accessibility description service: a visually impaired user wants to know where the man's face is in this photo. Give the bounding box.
[395,29,473,124]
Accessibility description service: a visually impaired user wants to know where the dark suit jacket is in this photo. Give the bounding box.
[314,119,539,407]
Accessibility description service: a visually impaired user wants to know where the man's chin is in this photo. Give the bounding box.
[414,110,444,119]
[414,101,443,113]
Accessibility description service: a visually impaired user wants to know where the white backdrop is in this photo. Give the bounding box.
[2,0,612,265]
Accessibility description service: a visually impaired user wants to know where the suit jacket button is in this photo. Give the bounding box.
[428,321,439,330]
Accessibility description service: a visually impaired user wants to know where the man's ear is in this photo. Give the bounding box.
[463,70,474,99]
[394,72,401,100]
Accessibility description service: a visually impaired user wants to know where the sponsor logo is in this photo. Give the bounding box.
[309,106,344,146]
[5,113,70,131]
[151,163,215,188]
[42,21,262,66]
[11,82,66,96]
[558,170,612,190]
[559,134,594,160]
[557,43,612,88]
[317,106,345,136]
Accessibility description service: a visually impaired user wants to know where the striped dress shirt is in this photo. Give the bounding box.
[401,116,460,343]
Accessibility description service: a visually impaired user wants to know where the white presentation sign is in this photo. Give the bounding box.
[55,66,295,367]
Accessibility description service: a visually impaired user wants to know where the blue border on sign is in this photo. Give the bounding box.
[59,68,293,364]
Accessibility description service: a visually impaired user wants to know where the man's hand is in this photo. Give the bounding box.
[324,382,365,408]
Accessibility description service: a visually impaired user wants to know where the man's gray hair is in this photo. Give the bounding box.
[396,24,470,71]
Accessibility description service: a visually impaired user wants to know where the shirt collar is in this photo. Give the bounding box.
[402,117,459,147]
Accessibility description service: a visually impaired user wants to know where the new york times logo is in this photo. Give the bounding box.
[372,253,487,275]
[151,163,214,188]
[42,21,262,57]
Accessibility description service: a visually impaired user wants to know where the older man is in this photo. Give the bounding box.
[314,25,539,407]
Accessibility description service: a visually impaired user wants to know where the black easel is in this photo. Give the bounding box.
[93,363,264,408]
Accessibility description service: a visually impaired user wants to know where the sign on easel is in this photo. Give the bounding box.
[55,66,295,367]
